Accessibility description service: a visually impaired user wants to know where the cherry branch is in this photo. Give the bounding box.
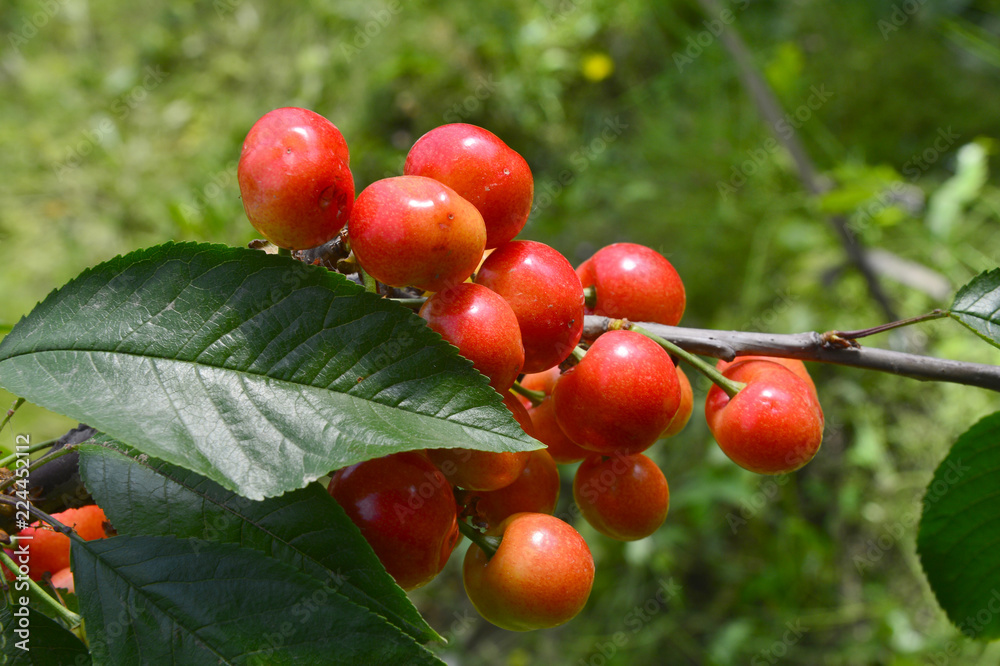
[582,316,1000,393]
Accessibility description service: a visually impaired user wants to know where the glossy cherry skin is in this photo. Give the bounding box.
[238,107,354,250]
[404,123,533,249]
[476,241,584,373]
[465,449,560,528]
[420,283,524,393]
[573,452,669,541]
[327,451,461,590]
[528,397,590,464]
[428,393,533,492]
[716,356,816,395]
[661,364,693,438]
[348,175,487,292]
[577,243,685,326]
[705,360,824,474]
[553,330,680,455]
[463,512,595,631]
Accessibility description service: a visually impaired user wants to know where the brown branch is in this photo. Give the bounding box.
[582,316,1000,393]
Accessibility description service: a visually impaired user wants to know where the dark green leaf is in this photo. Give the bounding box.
[77,437,440,643]
[917,411,1000,641]
[0,604,91,665]
[950,268,1000,349]
[0,242,538,500]
[72,535,443,665]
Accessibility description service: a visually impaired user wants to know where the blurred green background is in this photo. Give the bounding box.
[2,0,1000,663]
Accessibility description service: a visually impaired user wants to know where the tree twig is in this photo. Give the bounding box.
[582,316,1000,392]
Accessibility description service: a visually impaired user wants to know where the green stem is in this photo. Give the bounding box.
[511,382,546,407]
[0,445,77,494]
[457,520,500,559]
[277,247,292,257]
[822,309,949,343]
[391,297,427,308]
[0,550,81,627]
[358,265,379,294]
[0,397,25,437]
[583,285,597,310]
[570,345,587,363]
[628,322,746,399]
[0,437,58,471]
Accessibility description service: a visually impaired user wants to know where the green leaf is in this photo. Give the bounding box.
[72,534,444,665]
[0,604,91,665]
[0,242,538,500]
[917,411,1000,641]
[77,436,440,643]
[950,268,1000,350]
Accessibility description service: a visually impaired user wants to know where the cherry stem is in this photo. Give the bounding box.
[570,345,588,363]
[457,519,500,559]
[0,445,78,494]
[0,549,82,627]
[821,309,949,344]
[277,247,292,258]
[0,397,25,437]
[511,382,545,407]
[391,297,427,310]
[583,285,597,310]
[623,321,746,399]
[358,265,379,294]
[0,436,58,471]
[0,495,73,535]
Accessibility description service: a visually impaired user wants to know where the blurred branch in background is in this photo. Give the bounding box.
[695,0,900,321]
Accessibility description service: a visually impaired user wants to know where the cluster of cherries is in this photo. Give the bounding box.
[237,108,825,632]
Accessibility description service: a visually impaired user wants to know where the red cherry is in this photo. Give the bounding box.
[661,364,693,438]
[348,175,486,292]
[705,360,824,474]
[6,505,111,581]
[420,283,524,393]
[328,451,461,590]
[467,449,560,528]
[553,330,680,455]
[463,513,594,631]
[577,243,685,325]
[404,123,533,249]
[573,452,669,541]
[238,107,354,250]
[528,397,590,464]
[716,356,816,395]
[476,241,584,373]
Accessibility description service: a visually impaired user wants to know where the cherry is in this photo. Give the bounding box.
[427,393,533,492]
[705,359,824,474]
[463,512,594,631]
[716,355,816,394]
[553,330,680,455]
[520,367,561,396]
[238,107,354,250]
[6,505,110,581]
[404,123,533,249]
[573,452,669,541]
[419,283,524,393]
[528,397,590,464]
[464,448,560,528]
[661,364,693,438]
[577,242,686,326]
[476,241,584,373]
[327,451,461,590]
[348,175,486,292]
